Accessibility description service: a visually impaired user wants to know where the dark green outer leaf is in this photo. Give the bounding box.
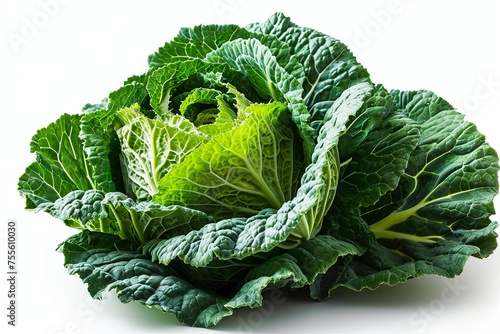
[60,230,364,327]
[148,23,303,82]
[18,114,96,209]
[247,12,371,122]
[79,108,121,193]
[367,90,499,241]
[334,85,420,211]
[148,24,254,67]
[313,90,499,298]
[313,221,497,297]
[59,231,232,327]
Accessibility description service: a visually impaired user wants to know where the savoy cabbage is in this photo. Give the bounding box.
[18,13,499,327]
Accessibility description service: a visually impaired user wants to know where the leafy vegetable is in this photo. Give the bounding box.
[18,12,498,328]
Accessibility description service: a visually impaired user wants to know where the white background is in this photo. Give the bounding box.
[1,0,499,333]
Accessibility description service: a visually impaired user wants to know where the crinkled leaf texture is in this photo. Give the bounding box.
[59,229,364,327]
[154,101,305,219]
[313,90,499,298]
[247,12,371,126]
[114,104,206,201]
[18,113,97,209]
[41,189,214,245]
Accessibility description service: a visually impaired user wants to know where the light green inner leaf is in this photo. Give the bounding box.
[114,104,206,201]
[154,101,304,219]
